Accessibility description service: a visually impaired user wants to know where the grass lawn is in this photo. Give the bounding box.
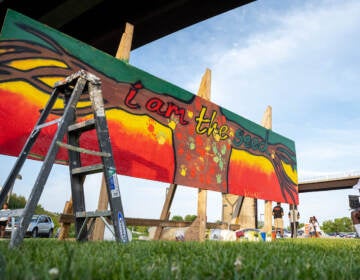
[0,238,359,279]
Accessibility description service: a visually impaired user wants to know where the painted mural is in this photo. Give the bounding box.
[0,10,298,204]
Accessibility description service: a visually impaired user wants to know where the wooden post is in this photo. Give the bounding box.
[115,23,134,62]
[262,106,273,234]
[91,22,134,241]
[222,194,256,228]
[184,69,211,242]
[90,175,108,240]
[222,194,239,226]
[153,184,177,240]
[154,69,211,241]
[58,198,73,240]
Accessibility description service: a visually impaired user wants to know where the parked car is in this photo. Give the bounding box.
[27,215,54,238]
[5,214,54,238]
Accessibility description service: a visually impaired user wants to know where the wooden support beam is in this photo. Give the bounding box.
[222,194,239,225]
[59,214,241,230]
[239,197,256,228]
[154,69,211,241]
[185,69,211,241]
[57,198,73,240]
[90,175,108,240]
[153,184,177,240]
[262,106,273,234]
[115,23,134,62]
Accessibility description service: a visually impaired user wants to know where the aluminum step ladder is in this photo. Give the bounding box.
[0,70,129,248]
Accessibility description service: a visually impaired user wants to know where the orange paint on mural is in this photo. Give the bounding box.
[228,149,283,202]
[105,111,175,183]
[0,87,175,183]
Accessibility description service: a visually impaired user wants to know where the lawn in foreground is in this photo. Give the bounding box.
[0,238,359,279]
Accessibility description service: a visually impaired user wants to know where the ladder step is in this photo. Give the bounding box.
[71,164,104,176]
[35,118,62,130]
[68,119,96,134]
[56,141,111,157]
[76,210,112,218]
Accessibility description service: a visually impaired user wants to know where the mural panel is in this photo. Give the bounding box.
[0,10,298,204]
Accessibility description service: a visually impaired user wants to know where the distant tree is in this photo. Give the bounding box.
[7,193,48,213]
[7,193,26,209]
[132,226,148,234]
[322,217,354,233]
[171,215,184,221]
[184,214,197,222]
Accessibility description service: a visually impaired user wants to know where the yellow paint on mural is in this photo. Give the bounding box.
[6,58,68,70]
[38,76,65,88]
[106,109,172,145]
[168,120,176,130]
[281,161,298,184]
[231,149,274,174]
[0,81,91,109]
[0,81,62,108]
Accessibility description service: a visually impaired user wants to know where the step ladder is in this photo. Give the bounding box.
[0,70,129,248]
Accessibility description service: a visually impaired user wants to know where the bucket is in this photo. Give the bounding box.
[260,232,266,241]
[271,230,276,240]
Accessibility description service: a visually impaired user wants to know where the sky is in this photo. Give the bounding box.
[1,0,360,229]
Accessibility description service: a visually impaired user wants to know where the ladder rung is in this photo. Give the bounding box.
[56,141,111,157]
[35,118,62,130]
[71,164,104,176]
[76,210,112,218]
[68,119,96,134]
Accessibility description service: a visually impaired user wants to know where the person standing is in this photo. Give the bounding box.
[312,216,321,237]
[350,183,360,237]
[272,202,284,238]
[288,204,300,238]
[308,217,316,237]
[0,202,10,238]
[351,208,360,237]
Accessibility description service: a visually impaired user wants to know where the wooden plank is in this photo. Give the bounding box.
[59,214,241,230]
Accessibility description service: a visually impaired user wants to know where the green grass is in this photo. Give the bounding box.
[0,238,359,279]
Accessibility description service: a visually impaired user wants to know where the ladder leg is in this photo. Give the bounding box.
[9,78,88,248]
[89,82,129,243]
[0,88,61,206]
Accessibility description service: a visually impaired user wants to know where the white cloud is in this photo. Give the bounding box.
[203,0,360,118]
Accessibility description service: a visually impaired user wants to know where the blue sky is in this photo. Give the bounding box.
[1,0,360,228]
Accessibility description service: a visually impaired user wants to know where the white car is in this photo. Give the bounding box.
[6,214,54,238]
[27,214,55,238]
